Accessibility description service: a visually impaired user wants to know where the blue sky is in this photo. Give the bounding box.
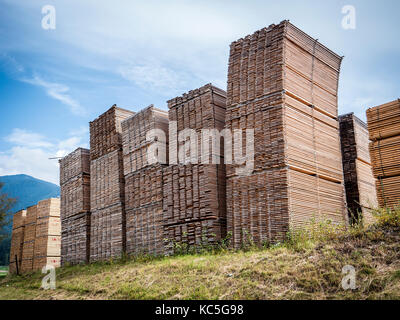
[0,0,399,184]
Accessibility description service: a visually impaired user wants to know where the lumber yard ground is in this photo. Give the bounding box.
[0,208,399,300]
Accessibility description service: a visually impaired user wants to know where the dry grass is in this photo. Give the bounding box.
[1,208,399,300]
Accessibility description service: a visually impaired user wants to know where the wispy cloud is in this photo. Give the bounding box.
[0,53,25,74]
[5,128,53,148]
[21,75,86,116]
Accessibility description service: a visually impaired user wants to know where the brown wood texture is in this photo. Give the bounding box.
[367,99,400,140]
[376,175,400,209]
[226,21,346,247]
[163,84,227,249]
[9,212,25,274]
[61,212,90,265]
[60,148,91,266]
[125,164,165,256]
[90,149,125,211]
[90,202,125,261]
[164,218,226,255]
[89,106,133,261]
[61,174,90,219]
[339,113,377,224]
[366,99,400,209]
[122,105,169,175]
[369,135,400,178]
[33,257,61,271]
[90,105,135,161]
[59,148,90,185]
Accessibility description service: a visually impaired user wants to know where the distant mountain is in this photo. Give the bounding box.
[0,174,60,265]
[0,174,60,223]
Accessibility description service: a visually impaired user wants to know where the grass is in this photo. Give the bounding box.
[0,207,399,300]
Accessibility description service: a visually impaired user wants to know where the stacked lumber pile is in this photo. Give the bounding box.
[60,148,91,265]
[339,113,377,224]
[9,210,26,274]
[367,99,400,208]
[122,106,168,256]
[226,21,346,247]
[164,84,227,253]
[122,105,169,174]
[21,205,37,273]
[90,105,134,261]
[33,198,61,270]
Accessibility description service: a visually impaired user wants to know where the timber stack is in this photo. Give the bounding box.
[339,113,377,224]
[122,106,169,256]
[90,105,134,261]
[164,84,227,253]
[366,99,400,209]
[226,20,347,247]
[20,205,37,272]
[60,148,91,265]
[33,198,61,270]
[9,210,26,273]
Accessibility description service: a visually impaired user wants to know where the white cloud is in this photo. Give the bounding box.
[0,127,89,185]
[5,128,53,148]
[21,75,86,116]
[0,146,59,184]
[118,63,189,94]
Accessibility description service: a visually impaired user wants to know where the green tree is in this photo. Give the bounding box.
[0,182,16,242]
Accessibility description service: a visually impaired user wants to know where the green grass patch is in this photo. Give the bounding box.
[0,207,399,300]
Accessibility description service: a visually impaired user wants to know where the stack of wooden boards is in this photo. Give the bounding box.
[226,20,346,247]
[9,210,26,273]
[60,148,91,265]
[21,205,37,272]
[33,198,61,270]
[164,84,227,253]
[10,199,61,273]
[90,105,134,260]
[339,113,377,224]
[122,106,169,255]
[366,99,400,209]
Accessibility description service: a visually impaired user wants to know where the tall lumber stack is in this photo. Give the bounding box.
[366,99,400,209]
[122,106,169,256]
[21,205,37,272]
[164,84,227,253]
[60,148,91,265]
[339,113,377,224]
[90,105,134,261]
[9,210,26,273]
[226,21,346,247]
[33,198,61,270]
